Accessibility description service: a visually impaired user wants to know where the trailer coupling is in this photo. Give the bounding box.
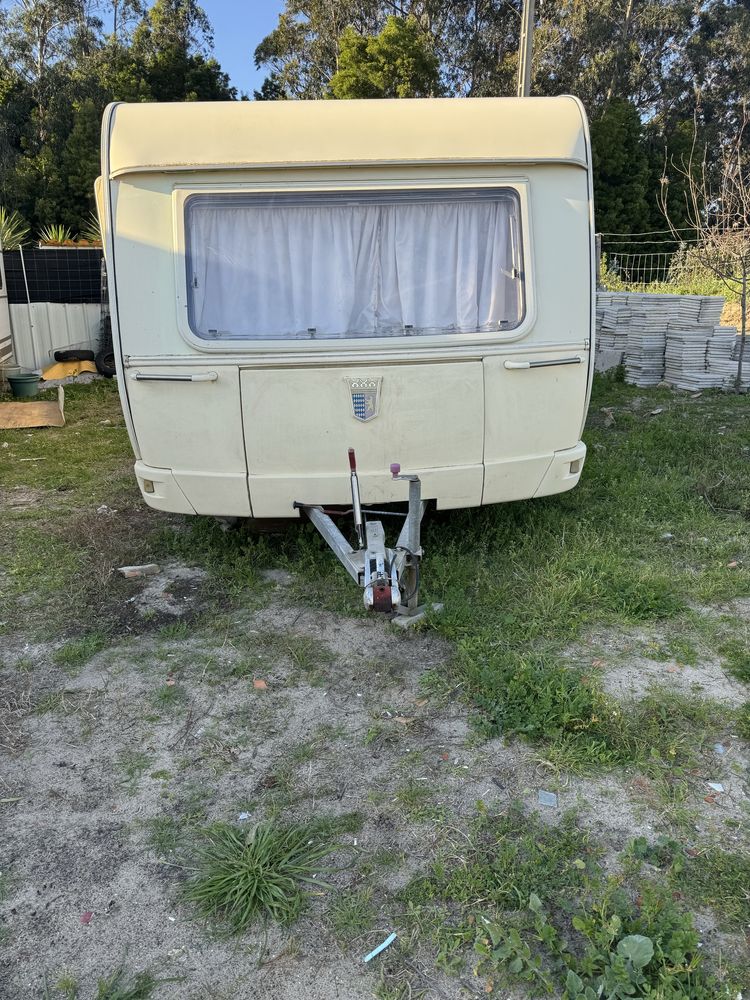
[294,449,426,619]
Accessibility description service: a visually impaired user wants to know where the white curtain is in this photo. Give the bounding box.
[187,196,522,340]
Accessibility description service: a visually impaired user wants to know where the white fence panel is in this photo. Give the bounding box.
[9,302,100,371]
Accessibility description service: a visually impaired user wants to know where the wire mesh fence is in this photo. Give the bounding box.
[603,249,678,287]
[598,231,746,300]
[599,231,703,290]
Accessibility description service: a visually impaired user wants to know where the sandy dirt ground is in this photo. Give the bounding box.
[2,560,749,999]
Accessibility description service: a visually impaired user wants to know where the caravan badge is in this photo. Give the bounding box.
[346,377,382,422]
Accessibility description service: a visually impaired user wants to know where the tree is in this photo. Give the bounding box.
[329,15,440,99]
[0,0,236,233]
[660,113,750,391]
[590,99,652,237]
[131,0,235,101]
[254,1,383,99]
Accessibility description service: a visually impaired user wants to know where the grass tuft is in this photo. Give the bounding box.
[737,701,750,741]
[53,631,109,672]
[328,886,376,943]
[95,965,158,1000]
[185,820,335,932]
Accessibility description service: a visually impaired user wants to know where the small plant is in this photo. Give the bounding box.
[95,964,157,1000]
[627,835,685,872]
[394,779,445,822]
[150,682,187,711]
[38,223,75,246]
[328,886,376,943]
[0,206,29,249]
[55,973,78,999]
[53,632,108,672]
[185,820,335,932]
[475,915,554,992]
[474,888,722,999]
[160,620,189,640]
[116,750,152,793]
[79,211,102,245]
[145,816,184,858]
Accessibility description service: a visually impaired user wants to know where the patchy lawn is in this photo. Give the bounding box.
[0,376,748,999]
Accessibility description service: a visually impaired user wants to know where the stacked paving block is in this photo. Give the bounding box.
[595,292,747,389]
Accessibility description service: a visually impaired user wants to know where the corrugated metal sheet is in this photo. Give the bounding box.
[0,251,12,365]
[9,302,100,371]
[0,329,11,365]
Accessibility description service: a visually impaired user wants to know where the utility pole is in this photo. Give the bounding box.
[516,0,535,97]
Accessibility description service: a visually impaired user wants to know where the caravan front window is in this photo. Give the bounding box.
[184,188,524,341]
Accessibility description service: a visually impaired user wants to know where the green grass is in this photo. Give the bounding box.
[145,816,185,858]
[737,701,750,740]
[393,779,446,822]
[719,637,750,683]
[145,782,215,859]
[95,965,158,1000]
[399,810,743,995]
[328,886,376,943]
[0,380,131,494]
[679,846,750,930]
[55,973,78,999]
[473,881,731,998]
[116,750,152,794]
[53,631,109,672]
[184,820,336,932]
[307,811,363,839]
[629,836,750,931]
[149,682,187,712]
[3,376,749,993]
[403,806,595,914]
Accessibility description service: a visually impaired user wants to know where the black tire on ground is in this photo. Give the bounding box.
[54,349,96,363]
[95,349,117,378]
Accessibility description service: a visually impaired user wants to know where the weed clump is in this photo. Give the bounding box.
[464,642,727,771]
[474,885,726,999]
[185,820,335,932]
[95,964,158,999]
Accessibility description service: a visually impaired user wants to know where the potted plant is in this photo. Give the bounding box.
[38,223,76,248]
[37,214,102,249]
[0,206,30,249]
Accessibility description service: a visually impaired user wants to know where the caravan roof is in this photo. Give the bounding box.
[105,96,589,178]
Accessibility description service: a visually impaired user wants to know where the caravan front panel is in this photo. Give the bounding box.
[101,97,595,519]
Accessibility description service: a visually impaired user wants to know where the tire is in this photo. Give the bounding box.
[54,349,95,363]
[95,349,117,378]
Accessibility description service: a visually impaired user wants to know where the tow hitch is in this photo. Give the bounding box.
[294,449,426,619]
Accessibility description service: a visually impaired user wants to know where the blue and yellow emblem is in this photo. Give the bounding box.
[345,377,382,422]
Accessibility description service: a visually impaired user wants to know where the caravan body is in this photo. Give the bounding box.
[100,97,595,520]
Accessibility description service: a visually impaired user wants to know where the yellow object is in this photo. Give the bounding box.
[41,359,98,381]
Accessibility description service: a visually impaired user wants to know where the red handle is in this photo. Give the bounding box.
[348,448,356,471]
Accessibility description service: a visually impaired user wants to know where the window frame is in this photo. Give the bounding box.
[172,178,535,355]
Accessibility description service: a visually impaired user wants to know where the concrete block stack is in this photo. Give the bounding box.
[594,292,746,390]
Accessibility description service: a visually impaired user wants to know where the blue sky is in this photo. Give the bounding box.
[202,0,287,97]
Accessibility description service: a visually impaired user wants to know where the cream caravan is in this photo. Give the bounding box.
[100,96,595,615]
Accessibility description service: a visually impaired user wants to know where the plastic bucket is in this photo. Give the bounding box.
[7,372,41,399]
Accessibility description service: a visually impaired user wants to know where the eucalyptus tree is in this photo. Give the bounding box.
[329,15,441,98]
